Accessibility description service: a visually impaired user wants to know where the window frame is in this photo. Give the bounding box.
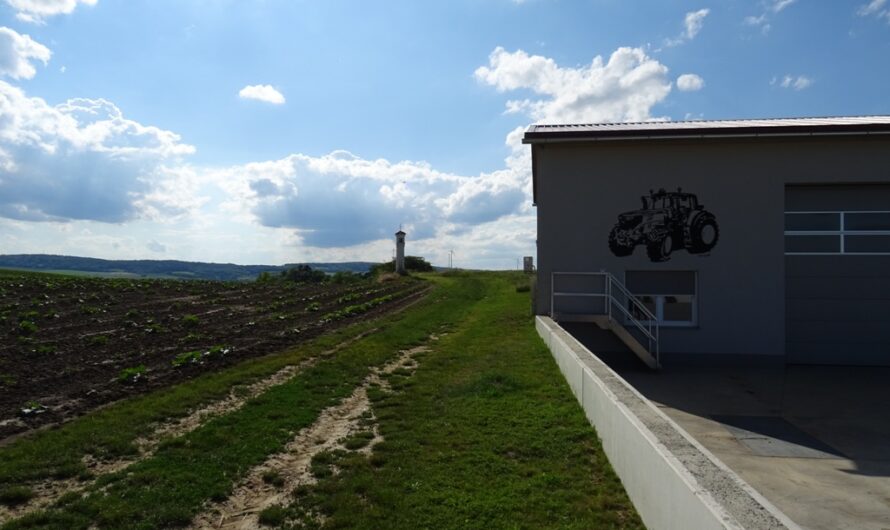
[623,271,698,328]
[785,210,890,256]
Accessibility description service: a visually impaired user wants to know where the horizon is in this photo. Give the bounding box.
[1,1,889,269]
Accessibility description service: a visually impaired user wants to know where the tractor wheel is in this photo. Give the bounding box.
[608,227,635,257]
[646,232,673,262]
[688,213,720,253]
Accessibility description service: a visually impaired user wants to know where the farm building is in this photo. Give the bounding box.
[524,116,890,367]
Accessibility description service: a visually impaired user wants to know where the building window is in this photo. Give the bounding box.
[785,211,890,255]
[624,271,697,327]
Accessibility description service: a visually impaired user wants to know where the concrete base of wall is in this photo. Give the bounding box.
[536,316,799,530]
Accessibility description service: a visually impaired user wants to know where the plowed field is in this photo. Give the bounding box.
[0,271,426,438]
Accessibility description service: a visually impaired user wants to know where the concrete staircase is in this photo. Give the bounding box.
[591,316,659,369]
[551,271,660,370]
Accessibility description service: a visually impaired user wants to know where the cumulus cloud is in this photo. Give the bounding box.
[857,0,890,22]
[5,0,97,23]
[474,46,672,123]
[0,81,197,223]
[238,84,285,104]
[211,148,527,248]
[677,73,704,91]
[773,74,812,90]
[0,27,51,79]
[745,0,797,33]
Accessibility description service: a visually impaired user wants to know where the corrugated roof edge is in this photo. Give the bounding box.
[521,115,890,143]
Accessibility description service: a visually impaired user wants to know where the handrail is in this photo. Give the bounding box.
[550,271,660,364]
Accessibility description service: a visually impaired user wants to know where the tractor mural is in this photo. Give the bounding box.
[608,188,719,262]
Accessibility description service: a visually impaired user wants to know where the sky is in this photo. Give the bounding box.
[0,0,888,269]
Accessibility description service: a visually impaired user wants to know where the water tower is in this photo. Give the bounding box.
[395,229,406,275]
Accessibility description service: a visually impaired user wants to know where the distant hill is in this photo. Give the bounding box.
[0,254,377,281]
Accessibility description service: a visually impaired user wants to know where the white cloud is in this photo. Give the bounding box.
[771,0,796,13]
[0,81,197,223]
[684,9,710,39]
[5,0,97,23]
[745,0,797,33]
[859,0,886,15]
[238,84,285,105]
[474,46,672,123]
[210,147,528,248]
[0,27,51,79]
[775,74,813,90]
[857,0,890,22]
[677,73,704,92]
[663,8,710,47]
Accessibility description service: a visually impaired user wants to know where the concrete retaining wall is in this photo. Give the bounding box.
[536,316,798,530]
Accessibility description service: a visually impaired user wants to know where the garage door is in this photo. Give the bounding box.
[785,184,890,365]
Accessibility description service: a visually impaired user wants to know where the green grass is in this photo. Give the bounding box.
[0,487,35,507]
[258,505,287,527]
[261,470,284,488]
[276,272,643,529]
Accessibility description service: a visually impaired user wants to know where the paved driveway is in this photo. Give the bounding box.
[563,323,890,530]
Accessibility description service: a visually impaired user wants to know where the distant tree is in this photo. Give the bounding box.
[370,256,433,276]
[281,265,326,284]
[256,271,275,283]
[405,256,433,272]
[330,271,364,284]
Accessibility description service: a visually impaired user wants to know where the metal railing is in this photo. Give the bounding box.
[551,271,660,363]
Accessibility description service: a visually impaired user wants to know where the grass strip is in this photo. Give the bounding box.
[279,271,644,529]
[0,280,427,488]
[3,274,485,529]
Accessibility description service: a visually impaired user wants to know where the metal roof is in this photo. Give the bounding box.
[522,116,890,143]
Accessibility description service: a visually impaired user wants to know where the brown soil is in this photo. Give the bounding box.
[0,274,427,439]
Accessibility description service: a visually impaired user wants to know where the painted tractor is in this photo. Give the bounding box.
[608,188,719,262]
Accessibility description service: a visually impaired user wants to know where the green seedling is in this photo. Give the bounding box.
[18,320,38,336]
[87,335,109,346]
[118,365,147,383]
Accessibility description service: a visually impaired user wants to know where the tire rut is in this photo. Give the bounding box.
[188,343,429,530]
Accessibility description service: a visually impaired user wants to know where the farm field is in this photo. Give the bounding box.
[0,271,641,529]
[0,270,426,437]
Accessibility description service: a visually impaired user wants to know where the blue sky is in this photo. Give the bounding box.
[1,0,888,268]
